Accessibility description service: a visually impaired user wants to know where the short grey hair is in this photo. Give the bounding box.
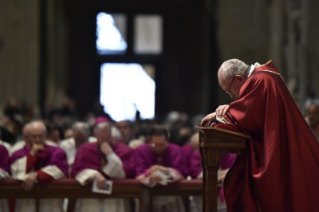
[72,122,90,136]
[112,126,122,140]
[218,59,250,81]
[94,122,112,133]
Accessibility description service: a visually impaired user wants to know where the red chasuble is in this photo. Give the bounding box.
[223,61,319,212]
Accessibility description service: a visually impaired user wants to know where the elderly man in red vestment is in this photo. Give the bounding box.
[201,59,319,212]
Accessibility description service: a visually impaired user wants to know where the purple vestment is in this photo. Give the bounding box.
[71,142,135,178]
[190,150,236,202]
[181,144,193,176]
[0,145,10,174]
[11,144,68,177]
[189,150,202,179]
[190,150,236,178]
[135,143,187,177]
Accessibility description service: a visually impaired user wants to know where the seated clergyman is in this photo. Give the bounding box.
[71,122,135,212]
[60,122,90,174]
[135,126,187,212]
[11,121,68,212]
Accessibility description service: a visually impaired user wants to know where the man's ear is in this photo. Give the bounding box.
[236,75,246,82]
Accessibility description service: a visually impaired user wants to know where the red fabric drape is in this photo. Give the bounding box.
[223,61,319,212]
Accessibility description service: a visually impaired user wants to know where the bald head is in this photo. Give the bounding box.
[307,104,319,128]
[29,121,47,145]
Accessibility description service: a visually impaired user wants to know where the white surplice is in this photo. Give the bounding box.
[74,153,129,212]
[61,138,129,212]
[11,146,66,212]
[60,138,77,173]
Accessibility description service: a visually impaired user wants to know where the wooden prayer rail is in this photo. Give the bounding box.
[148,180,202,212]
[0,178,144,212]
[0,179,203,212]
[198,126,249,212]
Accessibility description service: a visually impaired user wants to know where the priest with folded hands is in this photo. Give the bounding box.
[135,126,187,212]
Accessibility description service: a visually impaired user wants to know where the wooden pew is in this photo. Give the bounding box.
[0,178,144,212]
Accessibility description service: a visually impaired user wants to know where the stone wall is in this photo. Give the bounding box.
[0,0,68,115]
[1,0,319,115]
[0,0,40,112]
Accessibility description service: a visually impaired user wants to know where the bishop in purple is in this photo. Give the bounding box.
[10,121,68,212]
[135,126,186,212]
[71,122,135,212]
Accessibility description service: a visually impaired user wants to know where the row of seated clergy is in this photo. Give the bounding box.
[0,120,235,212]
[0,120,134,212]
[0,121,197,212]
[66,124,188,212]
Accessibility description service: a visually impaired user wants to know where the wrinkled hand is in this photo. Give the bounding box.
[218,168,230,183]
[22,172,38,191]
[201,112,216,126]
[149,165,160,174]
[31,144,45,155]
[100,142,114,156]
[149,165,169,175]
[216,104,229,118]
[94,172,107,189]
[149,173,162,183]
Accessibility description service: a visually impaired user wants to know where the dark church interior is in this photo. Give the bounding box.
[1,0,319,211]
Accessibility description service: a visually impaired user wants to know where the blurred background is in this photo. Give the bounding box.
[0,0,318,134]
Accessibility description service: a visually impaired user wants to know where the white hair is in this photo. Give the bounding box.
[94,122,112,133]
[72,122,90,136]
[218,59,250,81]
[111,126,122,140]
